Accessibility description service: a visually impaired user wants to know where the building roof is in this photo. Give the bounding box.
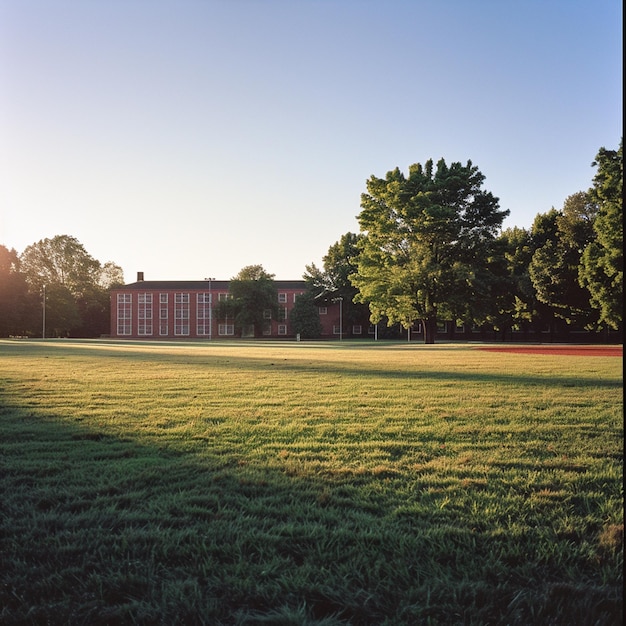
[116,280,307,291]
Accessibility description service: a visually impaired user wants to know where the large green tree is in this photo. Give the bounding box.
[351,158,508,343]
[289,292,323,339]
[304,232,370,335]
[20,235,102,297]
[579,141,623,329]
[19,235,124,337]
[497,226,539,336]
[218,265,279,337]
[529,192,598,327]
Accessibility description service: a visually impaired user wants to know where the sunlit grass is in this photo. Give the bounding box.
[0,338,622,625]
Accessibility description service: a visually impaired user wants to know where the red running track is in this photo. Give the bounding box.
[476,345,622,357]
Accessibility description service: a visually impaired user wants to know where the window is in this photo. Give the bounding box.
[278,324,287,335]
[138,293,153,335]
[279,307,287,321]
[197,293,212,335]
[278,293,287,303]
[319,306,327,315]
[218,292,231,301]
[159,294,168,335]
[218,323,234,336]
[352,325,362,335]
[333,325,341,335]
[263,309,272,319]
[117,294,132,335]
[294,292,303,303]
[174,293,189,335]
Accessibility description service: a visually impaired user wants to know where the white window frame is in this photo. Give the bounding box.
[117,294,132,335]
[196,292,211,336]
[174,293,190,336]
[138,293,153,336]
[159,293,168,336]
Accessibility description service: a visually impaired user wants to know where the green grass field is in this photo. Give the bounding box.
[0,339,622,625]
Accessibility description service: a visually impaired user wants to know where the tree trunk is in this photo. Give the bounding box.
[423,317,437,344]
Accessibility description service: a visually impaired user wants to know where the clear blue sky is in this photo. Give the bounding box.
[1,0,622,282]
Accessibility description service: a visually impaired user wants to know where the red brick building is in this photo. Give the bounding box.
[109,275,359,340]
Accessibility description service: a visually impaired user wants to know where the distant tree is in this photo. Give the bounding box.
[351,158,509,343]
[45,283,81,337]
[529,193,598,326]
[19,235,123,337]
[20,235,101,297]
[579,141,623,329]
[72,283,112,337]
[0,246,36,336]
[304,232,369,334]
[289,292,323,339]
[99,261,125,289]
[497,226,537,334]
[218,265,279,337]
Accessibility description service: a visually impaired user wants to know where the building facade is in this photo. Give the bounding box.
[109,275,358,340]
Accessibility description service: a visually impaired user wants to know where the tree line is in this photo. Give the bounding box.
[0,236,123,337]
[0,140,621,341]
[303,140,622,343]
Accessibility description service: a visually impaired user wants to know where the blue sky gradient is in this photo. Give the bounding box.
[1,0,622,281]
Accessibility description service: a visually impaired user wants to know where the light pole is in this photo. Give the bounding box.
[333,296,343,341]
[205,277,214,339]
[42,284,46,339]
[339,297,343,341]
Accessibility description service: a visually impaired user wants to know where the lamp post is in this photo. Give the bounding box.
[339,297,343,341]
[205,277,214,339]
[42,284,46,339]
[332,296,343,341]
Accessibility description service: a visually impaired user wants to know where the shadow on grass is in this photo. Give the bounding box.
[1,390,623,625]
[2,339,621,392]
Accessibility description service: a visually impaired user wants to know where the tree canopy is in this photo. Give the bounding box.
[218,265,279,337]
[304,232,370,334]
[0,235,124,337]
[289,292,323,339]
[529,193,598,327]
[579,141,623,329]
[351,158,509,343]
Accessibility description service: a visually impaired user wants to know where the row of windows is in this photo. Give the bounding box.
[117,293,301,336]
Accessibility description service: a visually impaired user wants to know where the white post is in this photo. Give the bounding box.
[205,277,214,340]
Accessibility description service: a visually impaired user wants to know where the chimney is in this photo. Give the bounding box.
[137,272,144,282]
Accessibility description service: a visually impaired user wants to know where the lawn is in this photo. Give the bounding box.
[0,339,622,625]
